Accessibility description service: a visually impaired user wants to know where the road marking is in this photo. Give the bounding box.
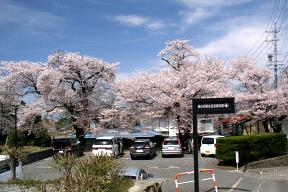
[148,166,180,169]
[254,172,263,192]
[167,166,180,169]
[149,166,159,169]
[228,177,243,192]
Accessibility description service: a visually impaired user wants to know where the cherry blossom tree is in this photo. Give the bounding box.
[41,52,116,143]
[229,57,287,132]
[116,39,231,133]
[1,52,117,145]
[0,79,16,134]
[0,61,49,134]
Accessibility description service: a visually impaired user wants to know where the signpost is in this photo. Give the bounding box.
[192,98,235,192]
[235,151,239,171]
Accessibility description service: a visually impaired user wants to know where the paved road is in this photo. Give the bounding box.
[22,152,288,192]
[120,152,243,192]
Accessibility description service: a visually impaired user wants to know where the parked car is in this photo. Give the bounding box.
[162,137,183,157]
[116,137,124,155]
[130,138,156,159]
[0,164,23,181]
[52,138,84,156]
[200,135,224,156]
[92,136,122,157]
[120,166,153,180]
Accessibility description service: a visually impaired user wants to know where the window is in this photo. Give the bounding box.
[202,138,214,144]
[164,140,179,145]
[94,139,112,145]
[133,142,149,147]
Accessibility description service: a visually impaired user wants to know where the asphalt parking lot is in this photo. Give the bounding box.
[21,151,288,192]
[119,151,242,192]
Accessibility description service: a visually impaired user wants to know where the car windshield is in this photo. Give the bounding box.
[53,140,71,148]
[202,138,214,144]
[164,140,179,145]
[133,142,149,147]
[94,139,112,145]
[0,166,10,174]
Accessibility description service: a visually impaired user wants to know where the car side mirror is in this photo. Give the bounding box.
[148,174,153,178]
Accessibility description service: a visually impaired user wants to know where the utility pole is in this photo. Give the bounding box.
[266,22,279,89]
[12,105,18,180]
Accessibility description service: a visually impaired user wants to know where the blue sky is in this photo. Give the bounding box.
[1,0,286,78]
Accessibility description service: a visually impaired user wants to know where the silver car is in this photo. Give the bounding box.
[161,137,183,157]
[120,166,153,180]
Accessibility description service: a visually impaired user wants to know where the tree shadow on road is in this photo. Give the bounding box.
[206,187,251,191]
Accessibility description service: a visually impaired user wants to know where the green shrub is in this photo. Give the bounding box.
[216,133,287,164]
[43,154,133,192]
[33,129,51,147]
[6,130,27,147]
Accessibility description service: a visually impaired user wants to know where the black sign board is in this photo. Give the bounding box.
[193,97,235,114]
[191,97,235,192]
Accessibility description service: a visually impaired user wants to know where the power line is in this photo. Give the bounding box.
[267,0,280,31]
[266,23,280,89]
[279,1,288,30]
[247,32,267,57]
[276,0,287,24]
[253,41,269,59]
[247,0,279,57]
[270,0,281,29]
[278,59,288,82]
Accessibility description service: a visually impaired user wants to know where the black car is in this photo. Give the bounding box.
[52,138,84,156]
[129,139,156,159]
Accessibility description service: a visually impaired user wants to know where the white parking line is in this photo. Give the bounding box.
[228,177,243,192]
[148,166,180,169]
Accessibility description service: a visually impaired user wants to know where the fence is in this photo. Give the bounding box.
[175,169,218,192]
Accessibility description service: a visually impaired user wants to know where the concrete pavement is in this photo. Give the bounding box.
[20,156,288,192]
[222,166,288,192]
[245,166,288,192]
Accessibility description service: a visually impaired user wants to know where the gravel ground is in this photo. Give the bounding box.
[0,184,35,192]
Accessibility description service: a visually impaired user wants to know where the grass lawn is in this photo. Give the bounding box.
[0,145,51,154]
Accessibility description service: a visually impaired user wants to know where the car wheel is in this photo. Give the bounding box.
[161,154,165,158]
[149,153,153,159]
[201,154,205,157]
[130,154,135,160]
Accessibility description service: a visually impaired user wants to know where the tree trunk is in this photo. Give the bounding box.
[269,120,275,132]
[75,126,85,147]
[10,157,17,180]
[263,121,270,132]
[244,126,249,135]
[275,123,282,133]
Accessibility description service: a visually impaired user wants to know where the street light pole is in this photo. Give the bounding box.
[14,105,18,149]
[11,104,18,180]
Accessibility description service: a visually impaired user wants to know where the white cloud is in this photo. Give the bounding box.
[179,7,213,24]
[177,0,252,8]
[113,14,167,32]
[176,0,253,24]
[114,15,148,26]
[116,71,138,81]
[198,19,270,67]
[199,27,263,57]
[147,21,166,31]
[0,0,62,28]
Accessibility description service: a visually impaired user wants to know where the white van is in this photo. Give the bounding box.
[92,136,122,157]
[200,135,224,156]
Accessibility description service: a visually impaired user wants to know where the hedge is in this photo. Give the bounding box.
[216,133,287,164]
